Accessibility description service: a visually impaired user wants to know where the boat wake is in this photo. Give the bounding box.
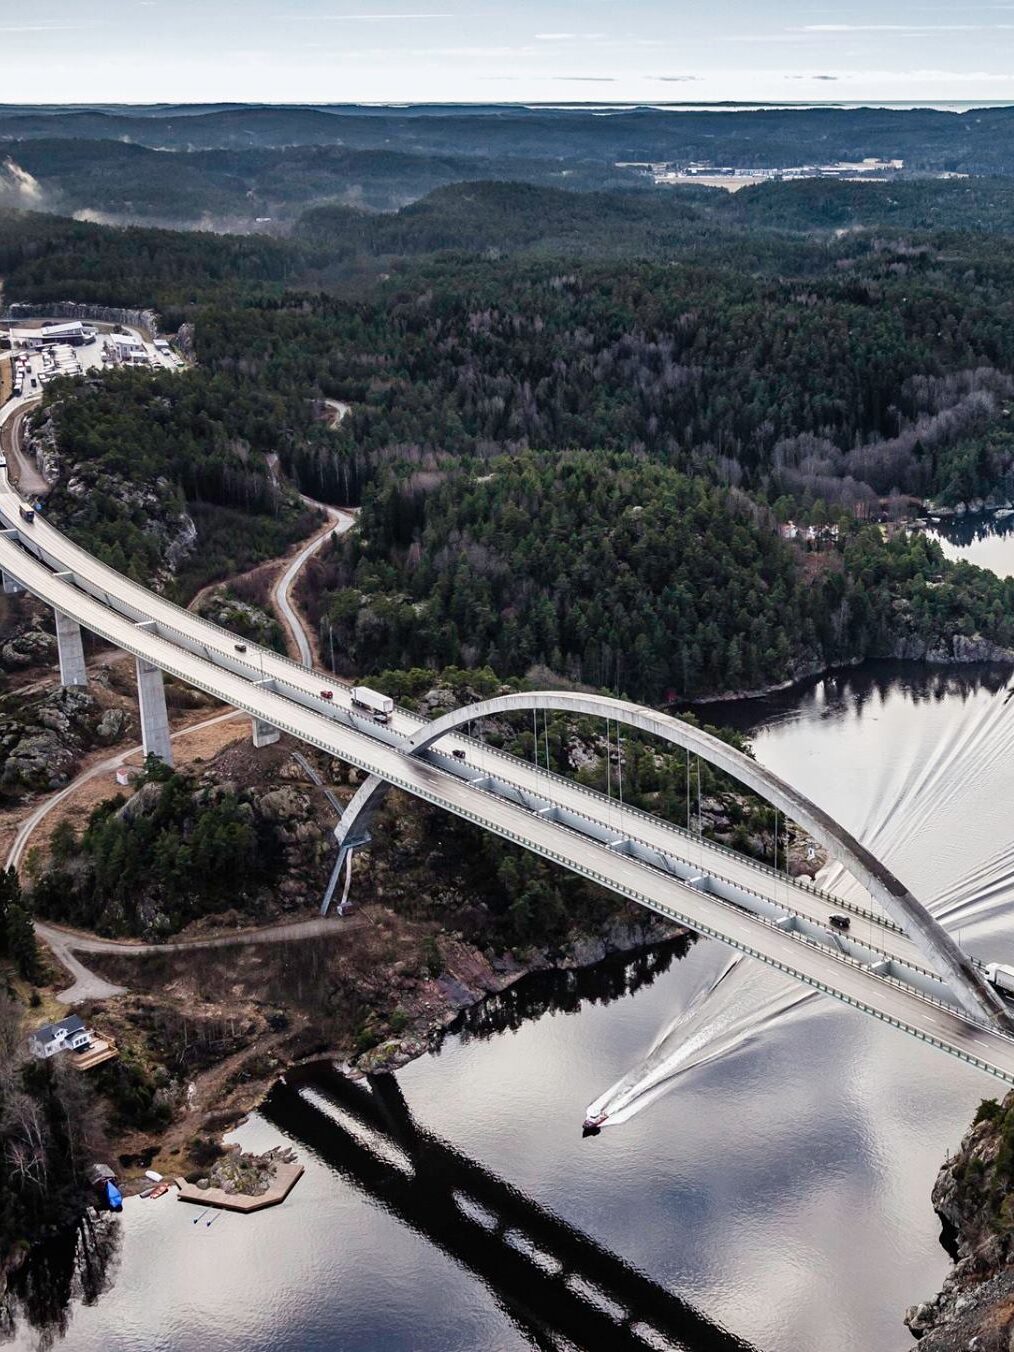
[585,673,1014,1131]
[584,954,817,1129]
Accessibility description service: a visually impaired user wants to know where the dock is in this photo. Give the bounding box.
[175,1161,303,1213]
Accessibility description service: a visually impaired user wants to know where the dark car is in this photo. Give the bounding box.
[829,914,851,932]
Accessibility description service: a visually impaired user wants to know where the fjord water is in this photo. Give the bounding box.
[924,513,1014,579]
[19,670,1014,1348]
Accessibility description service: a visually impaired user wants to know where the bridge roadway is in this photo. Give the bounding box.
[0,484,944,978]
[3,503,1014,1079]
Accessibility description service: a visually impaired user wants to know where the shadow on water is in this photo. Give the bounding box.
[0,1212,120,1350]
[927,512,1014,550]
[705,660,1012,736]
[263,1066,761,1352]
[447,935,693,1049]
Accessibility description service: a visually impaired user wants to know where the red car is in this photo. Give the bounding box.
[320,690,334,701]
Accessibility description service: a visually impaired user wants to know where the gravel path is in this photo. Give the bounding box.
[12,711,357,1004]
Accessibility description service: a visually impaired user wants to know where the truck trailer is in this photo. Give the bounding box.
[986,963,1014,999]
[351,686,394,723]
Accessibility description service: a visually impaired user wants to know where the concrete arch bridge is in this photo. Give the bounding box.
[0,479,1012,1080]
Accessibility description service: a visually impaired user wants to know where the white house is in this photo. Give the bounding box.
[111,332,147,364]
[28,1014,91,1060]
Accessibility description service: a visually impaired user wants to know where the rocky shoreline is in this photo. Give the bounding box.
[688,635,1014,708]
[106,910,687,1196]
[905,1093,1014,1349]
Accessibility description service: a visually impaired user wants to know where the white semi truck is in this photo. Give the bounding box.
[351,686,394,724]
[986,963,1014,999]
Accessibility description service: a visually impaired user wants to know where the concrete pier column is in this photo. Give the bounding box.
[134,655,174,766]
[2,571,24,595]
[251,717,280,748]
[55,609,88,687]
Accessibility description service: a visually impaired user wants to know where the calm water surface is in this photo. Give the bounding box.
[925,513,1014,578]
[15,660,1014,1352]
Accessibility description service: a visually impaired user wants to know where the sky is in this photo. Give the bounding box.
[2,0,1014,106]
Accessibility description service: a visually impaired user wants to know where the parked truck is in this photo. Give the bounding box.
[986,963,1014,999]
[351,686,394,724]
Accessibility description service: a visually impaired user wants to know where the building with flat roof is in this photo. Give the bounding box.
[10,321,89,349]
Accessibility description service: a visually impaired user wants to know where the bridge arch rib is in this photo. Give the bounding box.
[336,689,1011,1031]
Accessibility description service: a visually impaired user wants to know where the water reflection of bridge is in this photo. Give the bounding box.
[261,1068,758,1352]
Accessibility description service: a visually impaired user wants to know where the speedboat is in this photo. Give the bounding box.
[582,1111,608,1137]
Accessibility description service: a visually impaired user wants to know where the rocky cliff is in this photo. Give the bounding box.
[27,402,198,587]
[0,683,128,794]
[906,1094,1014,1350]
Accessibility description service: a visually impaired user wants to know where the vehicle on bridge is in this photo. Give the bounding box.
[829,914,851,932]
[352,685,394,724]
[18,505,34,524]
[987,963,1014,1000]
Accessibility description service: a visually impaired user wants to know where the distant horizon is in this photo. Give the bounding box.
[3,1,1014,106]
[4,99,1014,113]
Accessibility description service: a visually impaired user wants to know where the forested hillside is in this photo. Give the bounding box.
[6,102,1014,174]
[35,371,320,594]
[193,247,1014,507]
[305,453,1014,700]
[9,172,1014,689]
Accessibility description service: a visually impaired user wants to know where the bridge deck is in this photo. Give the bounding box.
[2,524,1014,1082]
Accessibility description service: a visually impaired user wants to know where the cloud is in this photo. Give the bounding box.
[792,23,980,33]
[556,76,616,82]
[0,24,93,32]
[535,32,605,41]
[653,75,702,83]
[294,11,454,20]
[785,74,839,81]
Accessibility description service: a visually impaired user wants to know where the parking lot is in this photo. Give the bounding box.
[5,321,183,401]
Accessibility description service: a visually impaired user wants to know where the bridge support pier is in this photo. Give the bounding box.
[2,570,24,596]
[54,609,87,687]
[251,717,280,748]
[134,656,174,766]
[321,772,390,916]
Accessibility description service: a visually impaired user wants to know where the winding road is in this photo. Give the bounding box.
[8,700,360,1003]
[0,395,47,496]
[0,371,361,1002]
[272,501,356,666]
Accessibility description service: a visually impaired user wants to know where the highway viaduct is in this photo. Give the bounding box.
[2,478,1014,1084]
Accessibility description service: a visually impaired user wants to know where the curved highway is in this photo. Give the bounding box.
[4,373,1014,1079]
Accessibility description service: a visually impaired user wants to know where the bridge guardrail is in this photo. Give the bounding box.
[459,761,943,982]
[4,537,1011,1070]
[0,502,920,944]
[429,738,904,936]
[0,508,982,1001]
[425,721,897,930]
[19,524,946,985]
